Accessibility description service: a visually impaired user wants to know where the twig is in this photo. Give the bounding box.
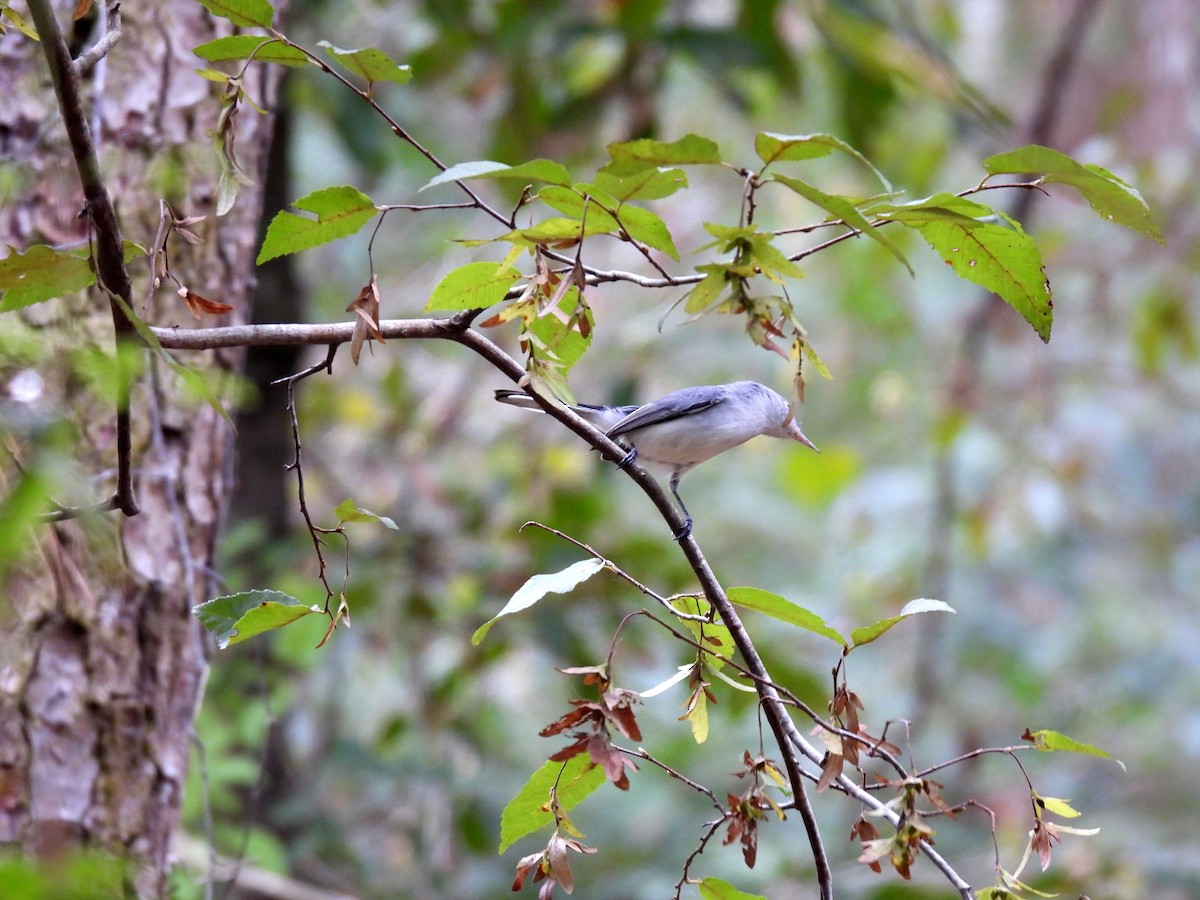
[73,2,122,77]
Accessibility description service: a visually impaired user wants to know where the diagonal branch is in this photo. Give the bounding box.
[153,315,835,896]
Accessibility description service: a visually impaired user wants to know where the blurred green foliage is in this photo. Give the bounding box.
[175,2,1200,899]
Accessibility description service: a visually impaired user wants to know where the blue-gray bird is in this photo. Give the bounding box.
[494,381,819,538]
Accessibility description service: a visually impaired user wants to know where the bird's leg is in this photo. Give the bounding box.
[668,471,693,541]
[615,444,638,469]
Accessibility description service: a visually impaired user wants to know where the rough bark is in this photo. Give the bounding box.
[0,2,281,894]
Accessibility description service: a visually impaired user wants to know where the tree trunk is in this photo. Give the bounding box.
[0,2,281,894]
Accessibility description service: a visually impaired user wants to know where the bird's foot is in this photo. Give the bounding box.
[616,447,638,469]
[671,517,693,542]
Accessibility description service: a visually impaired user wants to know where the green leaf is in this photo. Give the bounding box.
[0,245,95,311]
[257,186,377,264]
[193,590,321,649]
[984,144,1162,244]
[850,598,955,648]
[503,217,615,244]
[682,266,729,314]
[877,194,1053,341]
[590,166,687,201]
[748,234,805,281]
[755,132,892,192]
[606,134,722,170]
[698,877,769,900]
[1024,729,1125,771]
[421,159,572,192]
[472,558,604,644]
[770,174,911,273]
[192,35,310,67]
[499,756,606,853]
[527,293,592,368]
[196,0,274,29]
[672,597,735,670]
[537,187,620,231]
[728,587,846,644]
[334,498,398,530]
[616,205,680,260]
[426,261,522,312]
[317,42,412,85]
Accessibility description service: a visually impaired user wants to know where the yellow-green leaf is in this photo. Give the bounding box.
[499,757,605,853]
[257,186,377,264]
[728,586,846,644]
[426,261,522,312]
[318,41,411,84]
[984,144,1162,244]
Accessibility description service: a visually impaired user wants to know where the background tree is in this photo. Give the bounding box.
[0,0,282,894]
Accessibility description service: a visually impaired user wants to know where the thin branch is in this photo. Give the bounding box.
[28,0,139,516]
[73,3,122,77]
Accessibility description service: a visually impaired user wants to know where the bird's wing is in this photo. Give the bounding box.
[606,386,727,438]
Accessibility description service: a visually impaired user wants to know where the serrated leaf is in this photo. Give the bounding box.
[537,187,620,231]
[728,587,846,644]
[755,132,892,192]
[421,158,572,192]
[257,186,377,264]
[682,266,729,314]
[591,167,687,201]
[525,291,593,375]
[317,41,411,85]
[334,498,398,530]
[499,756,606,853]
[0,245,95,310]
[984,144,1162,244]
[472,558,604,644]
[877,194,1052,341]
[606,134,722,170]
[196,0,273,29]
[193,590,321,649]
[698,878,768,900]
[1023,729,1125,770]
[771,174,911,273]
[616,205,680,260]
[850,598,955,648]
[426,261,522,312]
[193,35,310,67]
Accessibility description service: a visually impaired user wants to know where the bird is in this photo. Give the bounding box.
[494,381,819,538]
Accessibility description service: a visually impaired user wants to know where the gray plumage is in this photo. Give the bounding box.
[494,381,819,537]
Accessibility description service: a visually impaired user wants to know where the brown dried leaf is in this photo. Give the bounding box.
[178,287,234,320]
[73,0,93,20]
[815,752,844,792]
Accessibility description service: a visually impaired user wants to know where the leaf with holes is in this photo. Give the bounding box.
[985,145,1162,244]
[875,194,1052,341]
[193,590,322,649]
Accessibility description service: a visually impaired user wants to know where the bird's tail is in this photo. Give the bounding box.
[494,389,544,411]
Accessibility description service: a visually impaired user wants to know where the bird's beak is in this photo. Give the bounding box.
[790,424,819,452]
[784,405,819,453]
